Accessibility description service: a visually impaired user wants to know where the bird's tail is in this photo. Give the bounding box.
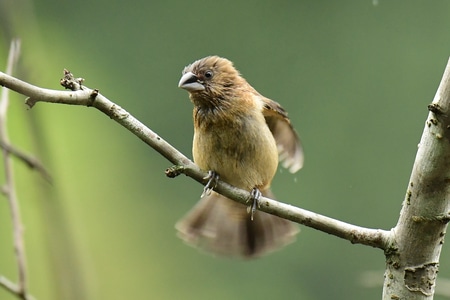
[175,190,299,258]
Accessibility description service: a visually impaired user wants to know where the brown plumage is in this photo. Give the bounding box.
[176,56,303,258]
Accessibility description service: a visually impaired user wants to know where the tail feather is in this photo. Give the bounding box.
[176,191,299,258]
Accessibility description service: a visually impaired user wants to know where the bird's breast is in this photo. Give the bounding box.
[192,110,278,190]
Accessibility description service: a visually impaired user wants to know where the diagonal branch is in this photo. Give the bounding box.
[0,276,35,300]
[0,140,52,183]
[0,69,392,250]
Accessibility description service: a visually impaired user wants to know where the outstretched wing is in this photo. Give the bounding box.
[260,96,304,173]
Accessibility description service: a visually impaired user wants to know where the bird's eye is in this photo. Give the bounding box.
[204,70,213,79]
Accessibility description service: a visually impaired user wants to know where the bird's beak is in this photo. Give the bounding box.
[178,72,205,92]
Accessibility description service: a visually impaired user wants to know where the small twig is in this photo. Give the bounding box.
[0,140,52,183]
[0,277,35,300]
[0,39,34,300]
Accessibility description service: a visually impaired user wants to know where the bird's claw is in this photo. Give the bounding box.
[247,188,262,221]
[201,170,219,198]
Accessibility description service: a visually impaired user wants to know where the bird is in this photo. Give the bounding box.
[176,56,304,258]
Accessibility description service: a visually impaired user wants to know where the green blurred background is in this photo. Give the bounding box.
[1,0,449,299]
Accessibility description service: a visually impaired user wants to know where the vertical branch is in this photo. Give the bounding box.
[0,39,31,300]
[382,58,450,299]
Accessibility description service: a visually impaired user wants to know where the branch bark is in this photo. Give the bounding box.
[382,58,450,299]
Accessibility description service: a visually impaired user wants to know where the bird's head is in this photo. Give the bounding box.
[178,56,246,108]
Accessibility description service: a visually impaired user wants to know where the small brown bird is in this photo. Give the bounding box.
[176,56,304,258]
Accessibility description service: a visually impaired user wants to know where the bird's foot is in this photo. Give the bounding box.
[201,170,219,198]
[247,188,262,221]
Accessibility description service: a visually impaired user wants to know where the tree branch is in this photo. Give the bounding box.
[0,140,52,183]
[0,277,35,300]
[0,69,392,251]
[0,39,35,300]
[382,58,450,299]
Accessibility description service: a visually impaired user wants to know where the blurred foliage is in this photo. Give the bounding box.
[1,0,450,299]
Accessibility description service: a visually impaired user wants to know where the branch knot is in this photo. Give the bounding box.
[60,69,85,91]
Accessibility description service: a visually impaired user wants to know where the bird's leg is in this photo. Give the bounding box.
[247,188,262,221]
[201,170,219,198]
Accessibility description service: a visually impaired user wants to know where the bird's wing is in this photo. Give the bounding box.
[260,96,304,173]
